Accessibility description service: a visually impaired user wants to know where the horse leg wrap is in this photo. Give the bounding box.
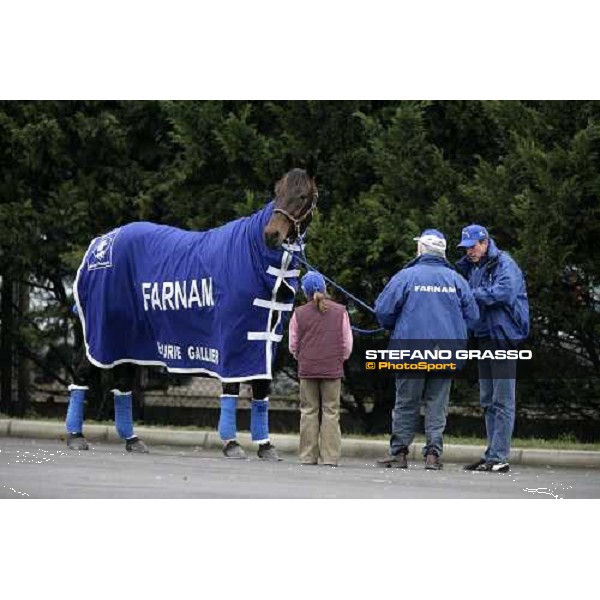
[218,395,238,441]
[66,385,88,434]
[250,398,269,444]
[112,390,135,440]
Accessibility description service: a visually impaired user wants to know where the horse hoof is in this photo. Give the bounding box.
[67,434,90,451]
[223,440,247,459]
[125,437,149,453]
[257,442,281,461]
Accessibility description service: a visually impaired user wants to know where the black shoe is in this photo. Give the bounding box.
[475,461,510,473]
[463,458,486,471]
[376,453,408,468]
[425,451,443,470]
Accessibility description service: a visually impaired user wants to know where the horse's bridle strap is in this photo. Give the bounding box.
[273,195,317,226]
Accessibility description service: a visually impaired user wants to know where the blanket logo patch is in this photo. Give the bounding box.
[87,230,119,271]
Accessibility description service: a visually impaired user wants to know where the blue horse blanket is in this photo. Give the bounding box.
[74,202,301,381]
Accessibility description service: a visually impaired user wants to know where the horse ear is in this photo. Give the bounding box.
[309,173,318,197]
[305,157,318,180]
[274,174,286,199]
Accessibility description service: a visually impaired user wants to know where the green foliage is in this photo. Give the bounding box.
[1,100,599,429]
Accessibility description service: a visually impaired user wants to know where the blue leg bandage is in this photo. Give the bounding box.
[66,385,88,434]
[113,390,135,440]
[218,395,238,441]
[250,398,269,443]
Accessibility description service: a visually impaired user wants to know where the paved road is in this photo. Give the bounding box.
[1,437,598,498]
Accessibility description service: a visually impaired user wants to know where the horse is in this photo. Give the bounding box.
[65,168,318,460]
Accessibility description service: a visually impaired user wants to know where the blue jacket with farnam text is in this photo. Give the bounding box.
[375,254,479,341]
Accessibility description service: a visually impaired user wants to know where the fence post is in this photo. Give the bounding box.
[16,279,30,417]
[1,274,14,415]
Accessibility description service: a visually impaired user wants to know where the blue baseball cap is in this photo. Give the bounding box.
[457,224,489,248]
[301,271,326,297]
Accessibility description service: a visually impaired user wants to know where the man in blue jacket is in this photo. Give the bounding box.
[456,224,529,473]
[374,229,479,469]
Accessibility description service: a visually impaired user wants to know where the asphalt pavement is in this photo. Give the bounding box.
[1,437,598,499]
[3,418,600,468]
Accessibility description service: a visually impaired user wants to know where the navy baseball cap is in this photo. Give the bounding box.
[457,224,489,248]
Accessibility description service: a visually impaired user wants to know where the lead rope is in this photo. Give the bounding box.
[291,234,385,335]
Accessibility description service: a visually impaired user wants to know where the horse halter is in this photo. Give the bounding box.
[273,193,318,228]
[274,193,318,243]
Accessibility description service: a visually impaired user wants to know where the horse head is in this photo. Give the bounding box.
[264,168,318,248]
